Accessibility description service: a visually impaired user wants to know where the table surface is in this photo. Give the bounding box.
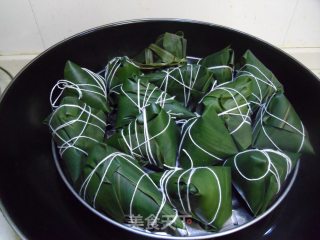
[0,210,19,240]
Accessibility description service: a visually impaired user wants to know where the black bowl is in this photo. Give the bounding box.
[0,19,319,240]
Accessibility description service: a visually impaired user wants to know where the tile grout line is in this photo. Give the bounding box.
[27,0,46,50]
[281,0,299,46]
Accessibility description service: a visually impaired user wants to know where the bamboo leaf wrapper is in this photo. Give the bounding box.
[225,149,300,216]
[150,166,232,230]
[252,93,314,154]
[115,78,195,128]
[80,143,184,230]
[56,61,111,113]
[199,46,234,84]
[236,50,283,110]
[133,32,187,69]
[104,56,141,96]
[140,64,213,108]
[108,104,179,169]
[178,105,238,168]
[48,96,107,183]
[201,76,253,151]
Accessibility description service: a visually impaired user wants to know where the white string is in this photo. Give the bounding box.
[263,149,292,179]
[118,106,172,166]
[298,122,305,153]
[232,149,293,193]
[130,173,148,220]
[186,65,194,105]
[186,56,202,64]
[134,120,144,156]
[207,65,233,71]
[233,149,271,181]
[139,112,171,150]
[254,93,305,153]
[193,167,222,225]
[49,103,105,157]
[178,118,198,158]
[50,80,82,108]
[203,86,252,135]
[142,108,157,165]
[177,169,192,213]
[79,152,159,202]
[269,161,281,192]
[162,209,179,229]
[50,65,107,110]
[160,64,210,107]
[187,120,223,161]
[80,150,181,229]
[158,166,223,225]
[92,154,120,207]
[235,63,279,107]
[120,85,141,109]
[137,78,142,112]
[105,56,141,95]
[186,168,196,212]
[182,149,194,169]
[120,79,174,114]
[82,68,107,97]
[159,170,177,206]
[237,64,277,90]
[105,57,121,92]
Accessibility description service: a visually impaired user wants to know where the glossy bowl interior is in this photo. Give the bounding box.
[0,19,319,240]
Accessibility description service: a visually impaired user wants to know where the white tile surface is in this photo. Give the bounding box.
[0,55,37,76]
[0,0,44,55]
[0,0,319,54]
[29,0,298,49]
[0,55,36,93]
[209,0,299,47]
[283,48,320,70]
[313,69,320,79]
[284,0,320,47]
[0,55,32,91]
[0,211,19,240]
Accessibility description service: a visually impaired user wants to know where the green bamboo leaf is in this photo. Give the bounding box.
[104,56,141,96]
[225,149,300,216]
[140,64,213,108]
[79,143,185,230]
[133,32,187,69]
[199,46,234,84]
[178,105,238,168]
[62,61,110,113]
[48,96,107,183]
[162,31,186,59]
[253,93,314,154]
[150,166,232,230]
[235,50,283,110]
[108,104,179,169]
[115,77,195,128]
[201,76,253,151]
[149,44,176,63]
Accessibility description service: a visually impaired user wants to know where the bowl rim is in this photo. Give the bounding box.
[0,18,311,240]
